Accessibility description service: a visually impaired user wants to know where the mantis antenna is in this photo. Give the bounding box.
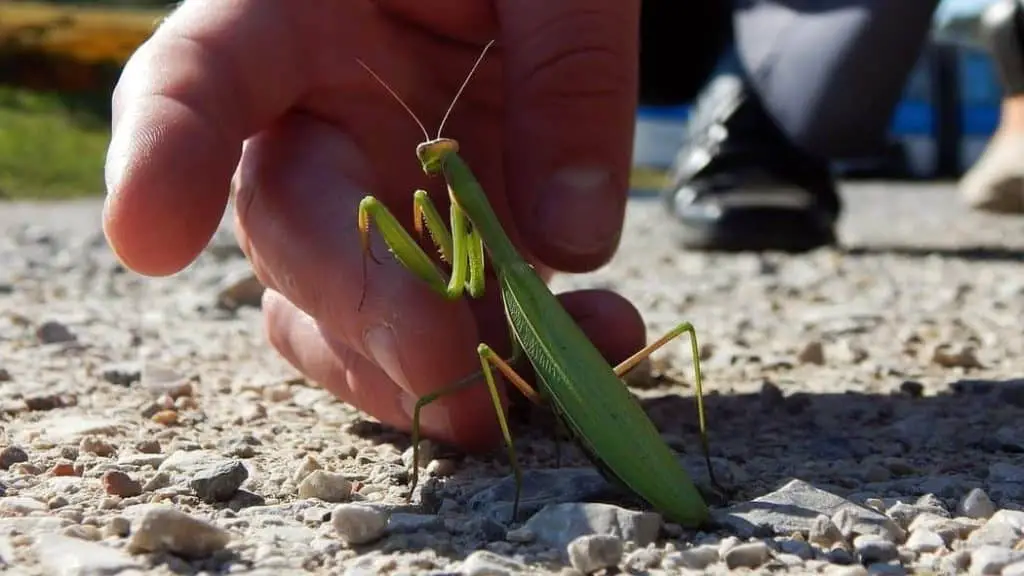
[354,39,498,140]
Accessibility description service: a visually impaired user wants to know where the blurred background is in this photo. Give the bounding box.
[0,0,1009,201]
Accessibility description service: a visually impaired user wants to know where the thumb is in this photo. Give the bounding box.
[497,1,639,273]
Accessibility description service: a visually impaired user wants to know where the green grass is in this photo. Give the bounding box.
[0,85,110,200]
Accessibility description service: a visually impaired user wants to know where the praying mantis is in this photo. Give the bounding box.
[355,40,715,527]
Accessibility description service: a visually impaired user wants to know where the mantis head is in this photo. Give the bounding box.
[416,138,460,175]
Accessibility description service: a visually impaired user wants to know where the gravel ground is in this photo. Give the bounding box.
[1,182,1024,575]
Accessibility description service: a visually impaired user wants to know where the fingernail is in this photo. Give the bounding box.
[400,391,455,440]
[536,167,621,257]
[363,324,414,395]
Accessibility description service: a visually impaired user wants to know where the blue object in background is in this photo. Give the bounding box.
[633,37,1005,181]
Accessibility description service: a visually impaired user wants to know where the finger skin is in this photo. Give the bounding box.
[103,0,645,451]
[265,284,646,451]
[497,0,640,272]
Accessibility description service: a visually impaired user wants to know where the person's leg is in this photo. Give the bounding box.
[664,0,940,252]
[960,0,1024,213]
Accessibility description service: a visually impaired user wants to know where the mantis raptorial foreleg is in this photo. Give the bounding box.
[611,321,717,489]
[357,190,485,310]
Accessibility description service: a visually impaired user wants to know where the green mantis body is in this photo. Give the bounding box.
[355,43,713,527]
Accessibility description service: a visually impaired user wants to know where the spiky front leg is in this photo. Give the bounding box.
[357,191,485,309]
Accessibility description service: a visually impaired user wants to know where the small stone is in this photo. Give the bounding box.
[102,470,142,498]
[135,439,161,454]
[216,271,265,311]
[905,528,945,553]
[959,488,996,520]
[667,544,719,570]
[505,527,534,543]
[810,514,845,548]
[189,460,248,503]
[292,455,322,484]
[0,446,29,470]
[150,409,178,426]
[853,534,898,563]
[79,436,115,457]
[36,321,76,344]
[127,507,231,558]
[723,541,770,569]
[899,380,924,397]
[142,471,171,492]
[34,533,140,574]
[930,343,983,368]
[298,470,352,503]
[623,547,663,572]
[330,503,387,545]
[970,545,1024,575]
[51,460,76,477]
[100,362,142,387]
[797,341,826,365]
[104,516,131,538]
[567,534,623,574]
[460,550,527,576]
[402,440,434,469]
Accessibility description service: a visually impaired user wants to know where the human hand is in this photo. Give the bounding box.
[102,0,645,452]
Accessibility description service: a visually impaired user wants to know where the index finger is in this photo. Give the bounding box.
[102,0,353,276]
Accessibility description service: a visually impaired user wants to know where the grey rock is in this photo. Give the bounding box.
[190,460,248,503]
[663,544,718,570]
[723,541,771,569]
[297,470,353,503]
[0,446,28,470]
[99,362,141,387]
[852,534,898,563]
[904,528,946,553]
[958,488,996,520]
[566,534,623,574]
[908,513,978,544]
[716,479,903,540]
[460,550,526,576]
[36,320,76,344]
[990,462,1024,483]
[524,503,661,551]
[385,513,442,534]
[778,537,814,559]
[809,514,845,547]
[33,533,141,576]
[467,468,619,523]
[970,545,1024,575]
[622,547,663,572]
[127,506,231,558]
[994,424,1024,452]
[967,515,1022,548]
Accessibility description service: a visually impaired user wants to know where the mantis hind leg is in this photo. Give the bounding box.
[407,341,541,523]
[613,322,718,490]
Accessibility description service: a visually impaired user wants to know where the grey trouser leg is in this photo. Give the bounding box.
[733,0,941,158]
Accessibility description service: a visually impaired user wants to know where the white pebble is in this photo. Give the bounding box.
[958,488,996,520]
[567,534,623,574]
[330,503,388,545]
[905,528,945,553]
[723,541,771,569]
[297,470,352,502]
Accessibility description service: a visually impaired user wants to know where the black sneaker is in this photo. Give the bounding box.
[662,52,842,252]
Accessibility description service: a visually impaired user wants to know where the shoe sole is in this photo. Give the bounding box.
[673,207,838,253]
